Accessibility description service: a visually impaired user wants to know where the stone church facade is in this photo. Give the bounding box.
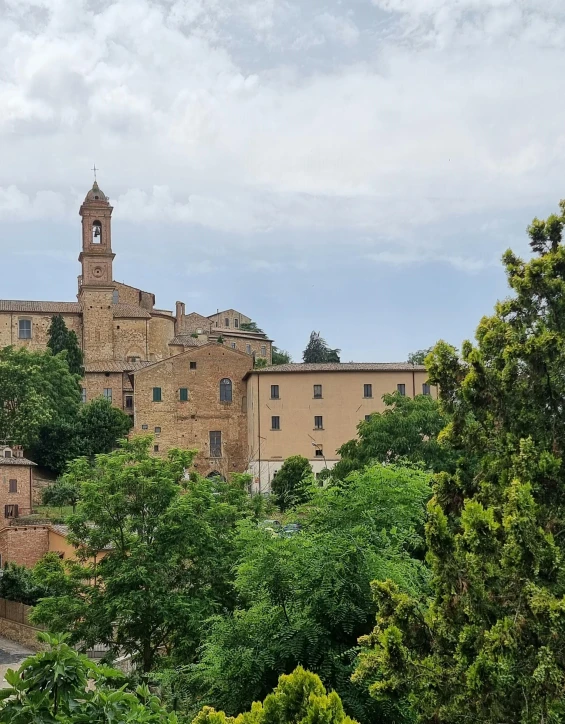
[0,181,271,418]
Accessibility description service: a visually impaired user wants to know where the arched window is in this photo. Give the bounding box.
[220,378,232,402]
[92,220,102,244]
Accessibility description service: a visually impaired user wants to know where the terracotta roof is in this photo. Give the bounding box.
[0,456,36,466]
[246,362,427,376]
[0,300,81,314]
[169,336,207,347]
[113,304,151,319]
[84,360,153,373]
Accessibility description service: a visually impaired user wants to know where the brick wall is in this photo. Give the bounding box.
[83,372,124,409]
[0,465,33,519]
[0,526,49,567]
[221,336,272,363]
[148,315,175,361]
[80,288,114,362]
[132,344,252,476]
[0,313,82,352]
[112,318,148,361]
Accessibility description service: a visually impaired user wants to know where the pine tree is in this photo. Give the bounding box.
[47,316,83,376]
[302,331,341,363]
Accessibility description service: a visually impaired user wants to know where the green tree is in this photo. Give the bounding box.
[0,633,176,723]
[42,476,81,513]
[254,358,268,369]
[333,392,455,480]
[0,347,80,448]
[240,321,265,335]
[271,348,291,365]
[32,438,250,673]
[271,456,313,512]
[47,315,84,376]
[192,667,358,724]
[183,465,429,724]
[302,332,340,364]
[406,348,432,366]
[354,200,565,723]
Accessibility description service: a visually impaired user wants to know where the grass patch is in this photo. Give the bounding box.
[34,505,74,520]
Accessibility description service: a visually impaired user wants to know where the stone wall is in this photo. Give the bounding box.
[132,344,252,476]
[148,315,176,361]
[221,335,272,363]
[114,281,155,310]
[0,526,49,567]
[80,288,114,362]
[83,372,124,409]
[112,318,148,361]
[0,465,33,519]
[0,313,82,352]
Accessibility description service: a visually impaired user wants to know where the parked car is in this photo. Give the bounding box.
[282,523,301,537]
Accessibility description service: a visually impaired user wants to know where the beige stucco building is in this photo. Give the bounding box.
[245,363,437,492]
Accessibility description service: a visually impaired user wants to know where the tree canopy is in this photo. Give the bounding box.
[332,392,455,480]
[47,315,84,376]
[302,332,340,364]
[406,348,433,366]
[271,348,292,365]
[270,456,313,511]
[354,200,565,723]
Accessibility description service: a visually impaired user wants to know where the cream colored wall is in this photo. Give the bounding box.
[48,530,108,562]
[247,370,437,491]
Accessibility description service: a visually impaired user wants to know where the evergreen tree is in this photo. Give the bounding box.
[302,332,340,364]
[271,347,292,365]
[354,199,565,723]
[271,455,313,511]
[47,315,84,376]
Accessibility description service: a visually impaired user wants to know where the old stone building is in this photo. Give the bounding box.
[0,446,35,521]
[0,180,271,412]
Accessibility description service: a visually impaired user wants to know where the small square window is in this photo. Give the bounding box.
[154,445,159,452]
[103,388,112,402]
[190,361,197,370]
[364,384,372,398]
[315,449,324,457]
[397,384,406,396]
[422,383,431,396]
[180,388,189,401]
[271,416,280,430]
[314,416,323,430]
[8,480,17,494]
[142,424,148,430]
[231,342,236,349]
[153,387,162,402]
[81,387,87,404]
[271,385,279,399]
[155,427,161,434]
[18,319,31,339]
[4,450,11,459]
[313,384,322,399]
[4,505,18,519]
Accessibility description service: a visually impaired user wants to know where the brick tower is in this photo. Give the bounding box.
[78,181,115,362]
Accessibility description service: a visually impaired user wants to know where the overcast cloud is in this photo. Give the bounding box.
[0,0,562,360]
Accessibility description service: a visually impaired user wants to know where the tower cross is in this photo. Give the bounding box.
[91,163,98,181]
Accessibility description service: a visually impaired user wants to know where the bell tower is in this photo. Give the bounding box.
[78,180,115,362]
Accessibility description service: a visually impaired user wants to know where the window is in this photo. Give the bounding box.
[397,384,406,396]
[81,387,87,404]
[271,384,280,399]
[231,342,236,349]
[315,449,324,457]
[18,319,31,339]
[92,220,102,243]
[234,319,239,328]
[210,431,222,458]
[246,344,251,354]
[220,378,233,402]
[4,505,18,519]
[125,395,133,409]
[190,361,197,370]
[103,388,112,402]
[224,318,230,327]
[314,416,323,430]
[142,424,148,430]
[365,414,373,422]
[8,480,17,494]
[154,445,159,452]
[196,328,202,334]
[364,384,372,398]
[179,387,189,402]
[4,450,11,459]
[271,416,280,430]
[422,383,431,396]
[152,387,162,402]
[313,384,322,399]
[261,345,266,356]
[155,427,161,434]
[112,289,119,304]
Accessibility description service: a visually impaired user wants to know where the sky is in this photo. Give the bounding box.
[1,0,564,362]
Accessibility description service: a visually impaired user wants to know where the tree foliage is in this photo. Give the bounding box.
[406,348,432,366]
[271,348,292,366]
[333,393,455,480]
[302,332,340,364]
[192,667,358,724]
[271,456,313,512]
[0,347,80,448]
[0,632,177,723]
[354,200,565,723]
[183,465,430,724]
[47,315,84,376]
[32,438,253,673]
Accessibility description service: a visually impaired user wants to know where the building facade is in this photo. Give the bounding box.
[0,446,35,521]
[245,363,437,492]
[0,180,271,413]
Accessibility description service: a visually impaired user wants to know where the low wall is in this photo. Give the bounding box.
[0,598,45,651]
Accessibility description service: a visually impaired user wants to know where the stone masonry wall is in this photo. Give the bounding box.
[112,318,148,361]
[0,465,33,519]
[148,315,176,361]
[83,372,124,409]
[132,345,252,477]
[0,526,49,567]
[221,336,272,364]
[0,313,82,352]
[80,288,114,362]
